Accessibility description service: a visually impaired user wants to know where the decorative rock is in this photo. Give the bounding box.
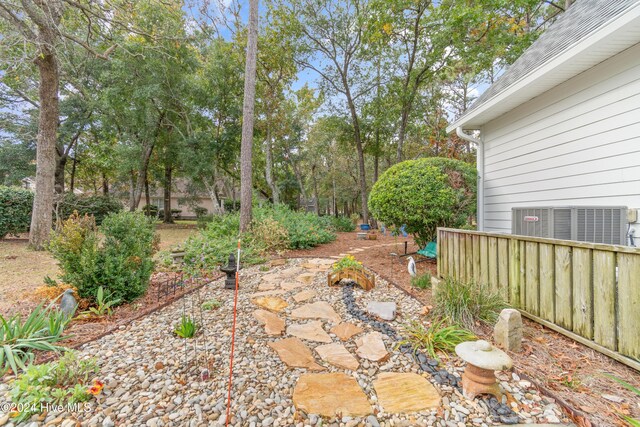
[493,309,523,352]
[250,289,288,297]
[373,372,441,413]
[287,321,333,343]
[292,373,371,417]
[315,342,359,370]
[252,296,288,312]
[455,340,513,371]
[296,273,316,285]
[291,301,341,323]
[330,322,364,341]
[268,337,325,371]
[270,259,287,266]
[293,290,317,303]
[356,332,388,362]
[366,301,397,321]
[253,309,285,335]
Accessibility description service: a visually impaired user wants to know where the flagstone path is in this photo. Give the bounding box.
[0,257,569,426]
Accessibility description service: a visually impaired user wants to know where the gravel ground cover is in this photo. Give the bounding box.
[0,258,569,427]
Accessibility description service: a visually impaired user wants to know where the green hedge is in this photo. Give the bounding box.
[57,193,123,225]
[0,186,33,238]
[368,157,476,247]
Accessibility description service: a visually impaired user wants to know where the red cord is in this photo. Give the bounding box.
[225,240,241,426]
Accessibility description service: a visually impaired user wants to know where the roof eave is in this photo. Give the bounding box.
[446,5,640,134]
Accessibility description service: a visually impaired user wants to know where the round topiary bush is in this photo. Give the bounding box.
[368,157,476,247]
[0,186,34,238]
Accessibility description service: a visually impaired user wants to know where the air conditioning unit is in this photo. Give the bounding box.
[512,206,628,245]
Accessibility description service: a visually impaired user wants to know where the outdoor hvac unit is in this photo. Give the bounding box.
[512,206,628,245]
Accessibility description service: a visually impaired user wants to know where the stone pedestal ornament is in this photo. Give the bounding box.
[493,308,523,352]
[455,339,513,400]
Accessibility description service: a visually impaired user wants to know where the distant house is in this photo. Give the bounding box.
[448,0,640,247]
[136,179,222,219]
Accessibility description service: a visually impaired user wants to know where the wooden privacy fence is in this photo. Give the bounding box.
[437,227,640,371]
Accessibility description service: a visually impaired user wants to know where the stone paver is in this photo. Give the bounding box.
[296,273,316,285]
[281,281,305,291]
[252,296,289,312]
[268,337,325,371]
[315,342,359,371]
[292,373,371,417]
[287,321,332,343]
[293,289,317,303]
[356,331,388,362]
[330,322,363,341]
[291,301,341,323]
[253,309,285,336]
[373,372,441,413]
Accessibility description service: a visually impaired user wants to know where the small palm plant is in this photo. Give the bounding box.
[174,315,197,338]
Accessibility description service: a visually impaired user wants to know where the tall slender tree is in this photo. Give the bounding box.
[239,0,260,232]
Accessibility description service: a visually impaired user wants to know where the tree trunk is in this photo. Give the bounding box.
[265,131,279,204]
[344,90,369,224]
[102,173,109,195]
[69,156,77,192]
[144,176,151,215]
[129,171,136,209]
[163,164,173,223]
[130,142,154,211]
[29,51,59,250]
[239,0,260,232]
[205,179,224,215]
[311,164,319,216]
[54,154,66,194]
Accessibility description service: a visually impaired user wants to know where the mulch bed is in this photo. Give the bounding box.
[286,231,640,427]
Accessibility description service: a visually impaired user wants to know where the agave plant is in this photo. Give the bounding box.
[0,303,70,375]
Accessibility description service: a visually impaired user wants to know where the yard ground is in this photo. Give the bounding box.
[288,232,640,426]
[0,225,196,317]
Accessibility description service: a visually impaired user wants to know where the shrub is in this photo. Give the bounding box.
[57,193,123,225]
[433,277,506,329]
[397,319,476,360]
[0,186,33,238]
[183,213,261,276]
[142,205,159,217]
[159,208,182,220]
[330,216,356,232]
[48,211,157,304]
[368,157,476,247]
[0,303,70,374]
[194,206,208,218]
[248,217,289,255]
[10,351,99,422]
[255,205,335,249]
[411,272,432,290]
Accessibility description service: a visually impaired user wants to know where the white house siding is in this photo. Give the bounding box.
[480,41,640,234]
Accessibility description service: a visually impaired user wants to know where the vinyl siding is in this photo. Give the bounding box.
[481,42,640,233]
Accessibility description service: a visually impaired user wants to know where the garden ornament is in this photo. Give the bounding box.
[220,252,238,290]
[59,289,77,318]
[455,339,513,400]
[407,256,417,277]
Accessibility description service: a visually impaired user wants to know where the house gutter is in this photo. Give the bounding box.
[456,127,484,231]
